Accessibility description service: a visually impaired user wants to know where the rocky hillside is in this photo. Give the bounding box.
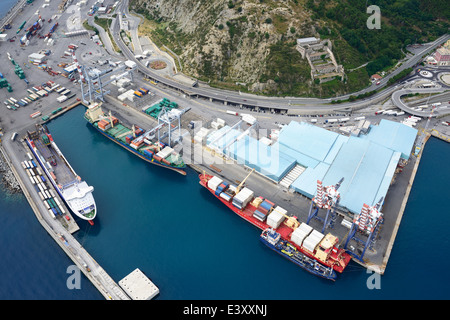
[130,0,448,97]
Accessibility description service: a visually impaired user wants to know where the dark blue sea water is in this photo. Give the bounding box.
[1,105,449,300]
[0,0,21,20]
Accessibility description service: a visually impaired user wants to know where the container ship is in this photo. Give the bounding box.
[199,172,351,280]
[26,124,97,224]
[84,102,186,175]
[260,228,336,280]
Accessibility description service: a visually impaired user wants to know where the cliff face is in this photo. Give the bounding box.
[130,0,316,92]
[130,0,448,97]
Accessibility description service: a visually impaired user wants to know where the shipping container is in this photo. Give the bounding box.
[226,110,239,116]
[30,111,42,118]
[302,229,324,253]
[50,171,57,182]
[291,223,313,247]
[48,209,56,219]
[57,95,67,103]
[266,207,287,229]
[207,176,223,191]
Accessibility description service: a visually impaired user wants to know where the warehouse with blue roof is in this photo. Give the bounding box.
[206,119,417,215]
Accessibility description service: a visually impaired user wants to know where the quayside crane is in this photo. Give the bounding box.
[236,168,255,194]
[307,178,344,233]
[344,197,384,262]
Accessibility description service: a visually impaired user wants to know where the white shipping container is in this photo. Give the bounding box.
[266,209,285,229]
[207,176,223,191]
[290,223,313,247]
[48,209,56,219]
[234,187,254,206]
[302,230,324,253]
[57,95,68,103]
[156,146,174,159]
[219,192,232,202]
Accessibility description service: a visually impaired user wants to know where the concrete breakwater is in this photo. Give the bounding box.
[0,147,21,193]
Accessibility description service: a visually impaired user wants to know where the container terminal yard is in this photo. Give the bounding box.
[0,0,449,299]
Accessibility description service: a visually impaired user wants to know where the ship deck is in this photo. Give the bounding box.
[33,139,76,186]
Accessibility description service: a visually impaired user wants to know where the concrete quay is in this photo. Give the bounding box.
[0,137,130,300]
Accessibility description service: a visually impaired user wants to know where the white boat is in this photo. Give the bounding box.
[26,125,96,223]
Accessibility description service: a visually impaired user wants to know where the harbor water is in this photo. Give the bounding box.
[1,105,449,300]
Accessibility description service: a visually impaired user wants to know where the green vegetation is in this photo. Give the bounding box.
[306,0,449,77]
[388,67,413,85]
[259,42,311,95]
[129,0,448,98]
[82,20,98,35]
[94,17,121,53]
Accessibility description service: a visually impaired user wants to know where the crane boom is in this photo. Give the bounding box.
[236,168,255,193]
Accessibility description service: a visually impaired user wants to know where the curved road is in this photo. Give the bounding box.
[391,88,450,117]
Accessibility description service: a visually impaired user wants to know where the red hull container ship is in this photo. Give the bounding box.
[199,172,351,276]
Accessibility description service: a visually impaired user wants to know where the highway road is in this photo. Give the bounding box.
[111,0,450,113]
[391,87,450,117]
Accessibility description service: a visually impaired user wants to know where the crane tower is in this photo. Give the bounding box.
[344,197,384,262]
[307,178,344,233]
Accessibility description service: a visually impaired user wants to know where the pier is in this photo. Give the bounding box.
[0,137,130,300]
[430,129,450,143]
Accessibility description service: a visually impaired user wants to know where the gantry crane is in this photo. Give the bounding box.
[307,178,344,233]
[414,104,436,156]
[73,52,136,104]
[344,197,384,262]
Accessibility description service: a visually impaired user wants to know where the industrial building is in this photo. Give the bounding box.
[206,119,417,215]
